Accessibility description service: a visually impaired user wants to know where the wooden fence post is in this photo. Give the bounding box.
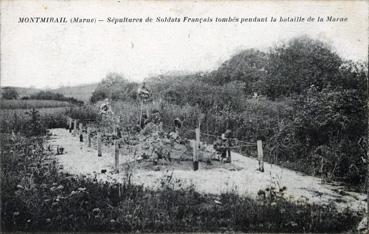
[69,118,72,133]
[97,132,102,157]
[73,119,77,136]
[87,127,91,147]
[117,127,122,139]
[193,128,200,171]
[79,123,83,142]
[139,100,143,129]
[257,140,264,172]
[68,117,72,131]
[114,140,119,172]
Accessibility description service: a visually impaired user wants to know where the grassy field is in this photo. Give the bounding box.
[0,100,70,128]
[0,99,71,109]
[0,107,68,135]
[0,107,67,118]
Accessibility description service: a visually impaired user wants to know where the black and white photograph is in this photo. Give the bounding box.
[0,0,368,233]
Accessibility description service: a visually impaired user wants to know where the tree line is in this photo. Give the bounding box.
[1,89,84,106]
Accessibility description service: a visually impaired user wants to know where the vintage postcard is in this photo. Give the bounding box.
[0,0,368,233]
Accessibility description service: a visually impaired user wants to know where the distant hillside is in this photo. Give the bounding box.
[1,83,98,102]
[52,83,98,102]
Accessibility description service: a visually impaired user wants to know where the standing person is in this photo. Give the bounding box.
[221,129,232,163]
[174,117,183,135]
[140,113,148,130]
[213,137,224,161]
[137,82,150,99]
[100,98,113,115]
[137,82,150,128]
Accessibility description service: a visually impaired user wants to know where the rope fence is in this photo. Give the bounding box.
[65,115,265,172]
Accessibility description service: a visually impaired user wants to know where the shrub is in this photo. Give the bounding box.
[23,108,47,136]
[41,112,68,129]
[65,105,100,123]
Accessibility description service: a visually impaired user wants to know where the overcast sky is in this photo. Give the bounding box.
[1,0,367,88]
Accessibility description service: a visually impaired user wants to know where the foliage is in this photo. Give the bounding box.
[2,87,19,99]
[147,75,245,113]
[65,105,101,123]
[90,73,139,103]
[1,133,361,232]
[208,49,268,96]
[30,91,84,105]
[41,112,68,129]
[0,108,67,135]
[90,89,107,103]
[265,36,343,99]
[269,86,367,186]
[23,109,47,136]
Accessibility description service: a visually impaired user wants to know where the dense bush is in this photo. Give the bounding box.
[1,134,361,232]
[41,112,68,129]
[270,87,367,186]
[65,105,101,123]
[90,73,139,103]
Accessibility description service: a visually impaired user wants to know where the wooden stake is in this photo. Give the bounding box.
[367,91,369,233]
[79,123,83,142]
[193,128,200,171]
[97,132,102,157]
[68,117,72,130]
[87,127,91,147]
[139,100,143,128]
[69,118,72,133]
[73,119,77,136]
[114,140,119,172]
[257,140,264,172]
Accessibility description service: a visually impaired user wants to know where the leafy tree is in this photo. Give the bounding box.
[2,87,19,99]
[90,73,138,103]
[90,89,107,103]
[266,36,343,99]
[208,49,268,95]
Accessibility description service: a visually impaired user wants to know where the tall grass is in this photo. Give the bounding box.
[0,108,68,134]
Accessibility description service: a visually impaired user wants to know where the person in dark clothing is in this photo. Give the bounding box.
[140,113,148,129]
[174,117,183,134]
[221,129,232,163]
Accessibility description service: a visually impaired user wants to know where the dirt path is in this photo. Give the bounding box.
[49,128,366,212]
